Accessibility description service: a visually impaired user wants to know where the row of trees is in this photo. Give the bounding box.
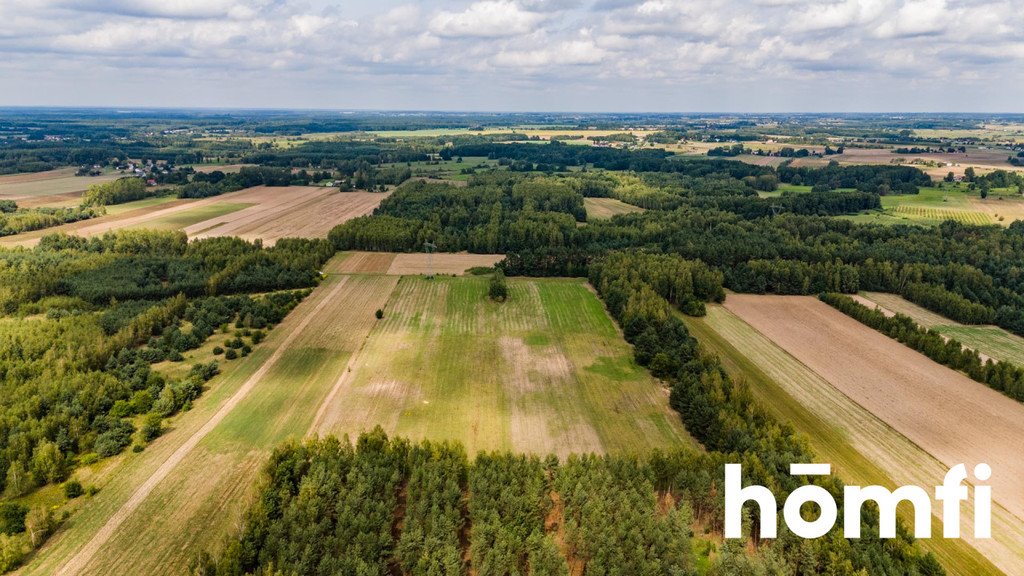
[821,293,1024,402]
[80,177,151,206]
[0,205,100,237]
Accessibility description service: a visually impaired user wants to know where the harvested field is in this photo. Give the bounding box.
[686,306,1009,575]
[722,294,1024,573]
[185,188,386,245]
[0,169,120,201]
[583,197,645,219]
[0,186,386,247]
[24,266,398,576]
[326,251,397,274]
[312,276,694,457]
[969,196,1024,225]
[386,252,503,275]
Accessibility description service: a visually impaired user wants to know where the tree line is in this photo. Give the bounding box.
[820,293,1024,402]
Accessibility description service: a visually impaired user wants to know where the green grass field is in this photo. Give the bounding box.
[843,186,999,226]
[683,305,1002,576]
[125,202,252,231]
[103,195,181,215]
[315,275,695,456]
[861,291,1024,366]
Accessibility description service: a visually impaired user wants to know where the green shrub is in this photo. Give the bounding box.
[64,480,84,499]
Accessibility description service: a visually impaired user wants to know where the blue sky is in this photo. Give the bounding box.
[0,0,1021,112]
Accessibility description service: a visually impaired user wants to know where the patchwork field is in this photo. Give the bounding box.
[312,275,694,456]
[0,186,387,247]
[124,202,253,231]
[840,186,1023,226]
[716,294,1024,575]
[584,197,645,219]
[24,265,693,575]
[860,292,1024,365]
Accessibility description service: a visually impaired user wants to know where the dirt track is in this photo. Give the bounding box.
[724,295,1024,524]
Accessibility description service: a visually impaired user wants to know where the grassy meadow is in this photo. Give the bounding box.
[314,275,695,456]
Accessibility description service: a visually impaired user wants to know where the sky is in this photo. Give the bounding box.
[0,0,1021,112]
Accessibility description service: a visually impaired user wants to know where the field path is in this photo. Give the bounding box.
[52,276,352,576]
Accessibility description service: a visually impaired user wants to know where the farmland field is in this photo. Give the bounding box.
[22,267,694,576]
[0,186,386,247]
[717,294,1024,575]
[584,197,645,219]
[21,269,399,576]
[0,169,120,201]
[185,187,387,245]
[312,275,695,456]
[860,291,1024,365]
[124,202,252,231]
[686,303,1014,575]
[843,186,1004,226]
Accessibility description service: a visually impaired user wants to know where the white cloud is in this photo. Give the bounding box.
[0,0,1020,110]
[429,1,545,38]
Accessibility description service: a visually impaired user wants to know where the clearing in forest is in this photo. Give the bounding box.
[583,197,645,219]
[715,294,1024,575]
[311,275,694,456]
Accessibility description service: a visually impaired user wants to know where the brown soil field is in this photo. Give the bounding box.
[969,196,1024,225]
[695,304,1022,574]
[0,168,77,185]
[724,295,1024,528]
[386,252,504,275]
[326,251,398,274]
[186,188,386,245]
[0,186,386,247]
[15,192,82,209]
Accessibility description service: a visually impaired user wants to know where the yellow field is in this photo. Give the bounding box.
[893,203,994,225]
[584,197,645,219]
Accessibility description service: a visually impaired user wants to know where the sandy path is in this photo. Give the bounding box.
[724,295,1024,523]
[53,276,353,576]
